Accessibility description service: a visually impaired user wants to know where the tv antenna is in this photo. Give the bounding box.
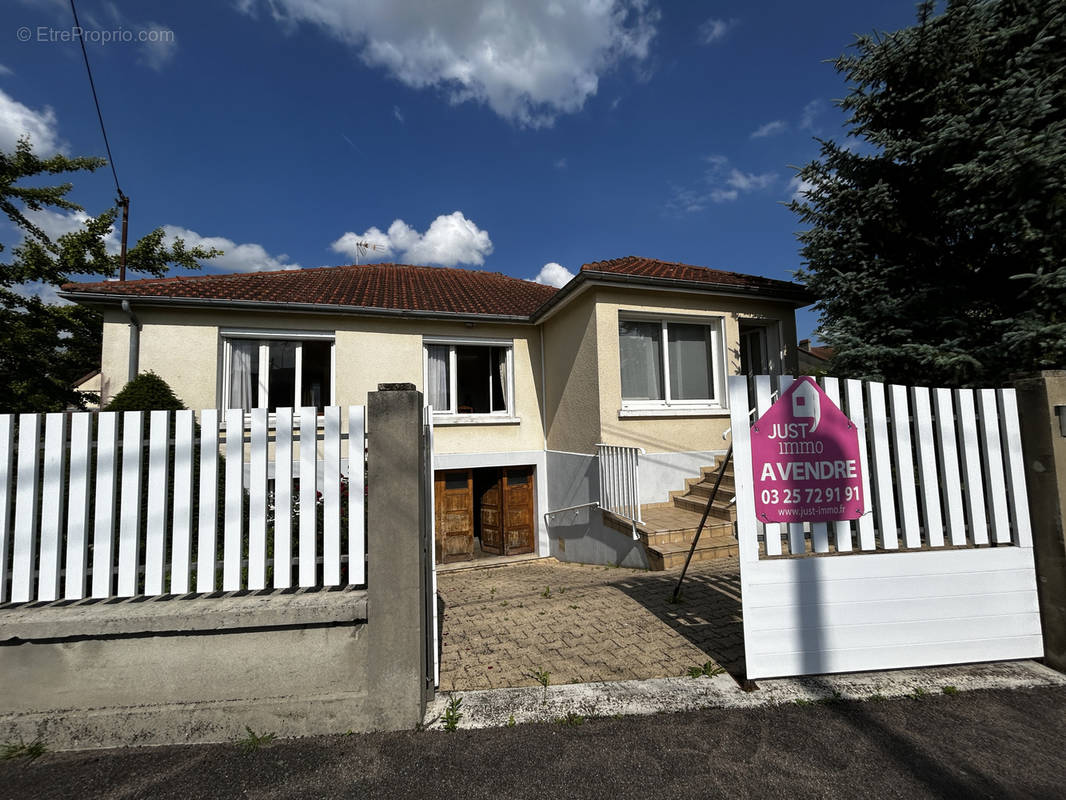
[353,241,385,264]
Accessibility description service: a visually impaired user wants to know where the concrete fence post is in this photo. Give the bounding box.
[1014,370,1066,673]
[365,383,430,728]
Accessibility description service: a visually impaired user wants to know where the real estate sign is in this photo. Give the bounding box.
[751,377,864,523]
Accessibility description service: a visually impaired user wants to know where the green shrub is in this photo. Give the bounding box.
[104,371,187,412]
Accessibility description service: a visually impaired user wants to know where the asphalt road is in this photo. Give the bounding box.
[3,686,1065,799]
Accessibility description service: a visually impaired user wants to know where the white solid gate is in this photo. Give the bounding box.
[730,375,1043,680]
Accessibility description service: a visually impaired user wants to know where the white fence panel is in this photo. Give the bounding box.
[0,406,366,604]
[732,375,1042,680]
[196,409,219,593]
[348,406,366,586]
[144,410,169,596]
[911,387,944,548]
[0,417,12,602]
[323,407,342,587]
[171,410,195,594]
[12,414,41,603]
[38,413,67,602]
[821,378,852,553]
[92,412,118,598]
[248,408,269,591]
[65,413,92,599]
[117,411,144,598]
[299,407,318,588]
[274,408,294,589]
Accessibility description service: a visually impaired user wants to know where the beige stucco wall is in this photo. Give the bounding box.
[541,286,800,455]
[541,291,602,454]
[99,307,543,456]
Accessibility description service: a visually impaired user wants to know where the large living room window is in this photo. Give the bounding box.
[424,338,513,418]
[619,316,724,410]
[222,332,334,412]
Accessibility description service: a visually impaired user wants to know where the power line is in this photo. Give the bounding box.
[69,0,124,201]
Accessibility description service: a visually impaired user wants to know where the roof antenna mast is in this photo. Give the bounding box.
[353,241,384,265]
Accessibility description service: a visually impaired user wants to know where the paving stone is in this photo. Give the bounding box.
[437,558,744,690]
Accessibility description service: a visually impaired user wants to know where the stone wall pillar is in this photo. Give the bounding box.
[1014,370,1066,673]
[365,383,430,728]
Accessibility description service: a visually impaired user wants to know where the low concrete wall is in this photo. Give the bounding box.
[1015,371,1066,674]
[544,451,648,569]
[0,386,430,750]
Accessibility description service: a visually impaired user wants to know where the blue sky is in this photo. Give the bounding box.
[1,0,925,340]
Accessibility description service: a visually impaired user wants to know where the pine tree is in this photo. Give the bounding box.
[792,0,1066,387]
[0,138,220,411]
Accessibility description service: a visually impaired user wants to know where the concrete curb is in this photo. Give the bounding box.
[423,660,1066,729]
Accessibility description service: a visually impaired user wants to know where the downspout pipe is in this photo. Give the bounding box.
[120,300,141,382]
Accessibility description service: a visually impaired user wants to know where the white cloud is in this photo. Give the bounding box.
[14,208,119,254]
[800,99,824,131]
[0,88,61,154]
[725,168,776,192]
[11,281,68,306]
[237,0,658,127]
[331,211,493,267]
[97,3,177,71]
[162,225,300,272]
[787,175,815,203]
[0,64,13,77]
[138,21,179,71]
[393,105,404,123]
[698,17,736,45]
[667,155,776,213]
[554,157,567,170]
[750,120,786,139]
[532,262,574,288]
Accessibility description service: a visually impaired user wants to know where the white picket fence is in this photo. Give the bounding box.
[0,407,366,604]
[731,375,1043,679]
[596,443,644,524]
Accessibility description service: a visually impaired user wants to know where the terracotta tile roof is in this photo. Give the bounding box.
[579,256,810,298]
[60,263,559,317]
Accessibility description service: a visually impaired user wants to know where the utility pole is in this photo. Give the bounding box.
[118,193,129,281]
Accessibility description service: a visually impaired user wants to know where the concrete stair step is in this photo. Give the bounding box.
[672,494,737,519]
[646,538,739,570]
[686,476,736,497]
[640,520,734,548]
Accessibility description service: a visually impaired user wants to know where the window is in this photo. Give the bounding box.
[619,316,724,408]
[424,339,513,417]
[223,333,334,412]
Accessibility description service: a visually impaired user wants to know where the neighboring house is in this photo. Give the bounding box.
[59,256,812,570]
[71,368,102,410]
[797,337,833,376]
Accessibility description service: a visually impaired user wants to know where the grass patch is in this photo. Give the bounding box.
[1,738,46,762]
[687,661,726,679]
[237,727,276,754]
[443,695,463,732]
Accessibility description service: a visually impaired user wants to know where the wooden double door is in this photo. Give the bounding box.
[434,466,535,564]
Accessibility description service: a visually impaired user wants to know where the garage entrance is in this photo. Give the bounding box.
[433,466,536,564]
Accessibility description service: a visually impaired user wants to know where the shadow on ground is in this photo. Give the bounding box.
[611,565,747,683]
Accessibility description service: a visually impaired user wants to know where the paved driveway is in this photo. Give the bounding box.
[436,558,744,691]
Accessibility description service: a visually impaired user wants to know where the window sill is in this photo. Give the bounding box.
[618,407,729,419]
[433,415,521,427]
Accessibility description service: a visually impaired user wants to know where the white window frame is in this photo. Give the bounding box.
[423,336,517,424]
[220,329,336,417]
[618,313,727,415]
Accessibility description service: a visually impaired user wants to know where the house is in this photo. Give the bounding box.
[797,337,833,376]
[59,256,813,570]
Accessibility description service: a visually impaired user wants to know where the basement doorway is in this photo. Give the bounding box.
[434,466,535,565]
